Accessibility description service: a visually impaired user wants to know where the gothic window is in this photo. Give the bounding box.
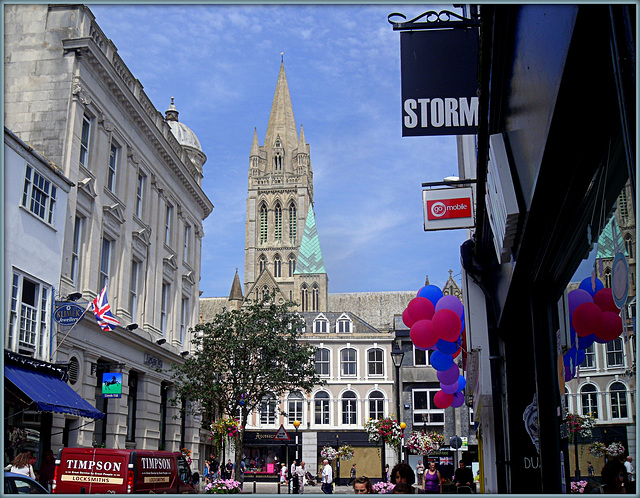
[618,189,628,223]
[274,203,282,241]
[274,152,283,171]
[261,285,270,301]
[624,234,633,257]
[609,382,628,419]
[580,384,599,418]
[341,391,357,425]
[259,255,267,274]
[260,204,268,244]
[289,254,296,277]
[274,254,282,278]
[289,202,297,242]
[604,267,612,288]
[315,348,330,376]
[312,284,319,312]
[369,391,385,420]
[301,285,309,312]
[314,391,330,425]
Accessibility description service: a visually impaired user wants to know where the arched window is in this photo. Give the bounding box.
[260,395,277,425]
[274,152,283,171]
[368,348,384,376]
[274,203,282,241]
[624,234,633,258]
[260,204,268,244]
[289,254,296,277]
[369,391,385,420]
[287,392,304,424]
[289,202,297,242]
[342,391,357,425]
[604,267,612,288]
[314,391,330,425]
[610,382,628,419]
[312,284,319,312]
[315,348,330,376]
[301,285,309,312]
[273,254,282,278]
[580,384,599,418]
[259,254,267,274]
[341,348,357,377]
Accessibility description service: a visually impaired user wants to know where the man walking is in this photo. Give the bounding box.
[296,461,306,494]
[321,459,333,494]
[624,456,635,494]
[348,464,356,486]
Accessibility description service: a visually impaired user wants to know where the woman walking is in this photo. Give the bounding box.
[423,462,442,494]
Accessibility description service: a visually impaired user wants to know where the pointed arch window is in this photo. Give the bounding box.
[618,189,628,223]
[274,152,283,171]
[624,234,633,257]
[314,391,330,425]
[274,203,282,241]
[312,284,319,312]
[289,254,296,277]
[274,254,282,278]
[289,202,297,242]
[604,267,612,288]
[301,285,309,312]
[609,382,628,419]
[260,204,268,244]
[259,255,267,274]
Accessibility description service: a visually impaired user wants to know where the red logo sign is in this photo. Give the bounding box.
[426,197,472,220]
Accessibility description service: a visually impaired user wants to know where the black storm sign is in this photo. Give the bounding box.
[401,28,479,136]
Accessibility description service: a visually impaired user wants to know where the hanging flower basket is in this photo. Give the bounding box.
[181,447,193,465]
[204,479,241,494]
[363,417,403,450]
[588,441,606,458]
[566,413,595,442]
[8,427,27,451]
[406,431,444,455]
[320,446,338,460]
[338,444,355,460]
[606,441,625,457]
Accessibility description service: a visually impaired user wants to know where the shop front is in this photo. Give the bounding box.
[242,430,291,481]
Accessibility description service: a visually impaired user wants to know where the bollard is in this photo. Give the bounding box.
[253,473,257,494]
[278,482,281,494]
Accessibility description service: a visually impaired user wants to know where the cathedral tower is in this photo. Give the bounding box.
[244,61,328,310]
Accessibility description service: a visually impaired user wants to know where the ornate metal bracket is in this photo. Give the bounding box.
[388,10,480,31]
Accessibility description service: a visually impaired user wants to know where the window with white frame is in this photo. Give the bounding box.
[314,391,330,425]
[368,348,384,376]
[107,142,120,193]
[313,315,328,333]
[135,172,145,218]
[160,283,170,335]
[606,338,624,367]
[70,215,84,286]
[342,391,357,425]
[129,260,140,321]
[315,348,330,376]
[8,272,50,358]
[164,203,173,246]
[22,164,57,224]
[369,391,384,420]
[260,395,277,425]
[609,382,628,419]
[183,224,190,264]
[180,297,189,346]
[287,392,304,424]
[412,389,445,425]
[580,384,599,418]
[414,346,429,366]
[582,344,596,369]
[340,348,357,377]
[337,315,352,333]
[79,114,91,167]
[99,237,112,291]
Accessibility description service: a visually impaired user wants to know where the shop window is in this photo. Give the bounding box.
[126,372,138,441]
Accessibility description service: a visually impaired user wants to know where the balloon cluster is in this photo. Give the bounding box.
[402,285,466,409]
[564,277,623,381]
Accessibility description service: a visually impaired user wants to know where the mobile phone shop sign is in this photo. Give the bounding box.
[401,28,479,136]
[423,187,475,231]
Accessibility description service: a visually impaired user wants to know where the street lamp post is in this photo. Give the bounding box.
[293,420,301,494]
[391,342,405,464]
[336,434,340,486]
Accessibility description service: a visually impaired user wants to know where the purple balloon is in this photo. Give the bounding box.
[568,289,593,315]
[435,295,464,318]
[451,391,465,408]
[441,381,459,394]
[437,364,459,385]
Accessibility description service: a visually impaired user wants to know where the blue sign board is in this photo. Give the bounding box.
[53,302,85,326]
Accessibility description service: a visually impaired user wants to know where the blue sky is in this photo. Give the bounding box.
[88,3,470,297]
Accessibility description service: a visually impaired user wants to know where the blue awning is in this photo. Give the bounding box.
[5,364,104,419]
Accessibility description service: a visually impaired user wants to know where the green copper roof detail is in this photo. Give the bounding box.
[596,217,627,259]
[294,207,326,275]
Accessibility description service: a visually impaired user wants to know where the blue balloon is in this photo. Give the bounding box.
[578,334,596,349]
[456,376,467,392]
[579,276,604,297]
[430,350,454,371]
[570,323,577,348]
[563,348,578,380]
[417,285,444,307]
[576,348,586,366]
[435,339,459,355]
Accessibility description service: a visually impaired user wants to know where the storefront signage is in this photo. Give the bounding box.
[423,187,475,230]
[53,302,85,326]
[102,372,122,398]
[400,28,479,136]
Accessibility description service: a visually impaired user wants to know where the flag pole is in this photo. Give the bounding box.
[49,302,91,361]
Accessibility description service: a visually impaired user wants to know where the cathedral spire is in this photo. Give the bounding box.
[250,127,260,157]
[264,61,298,155]
[229,268,244,302]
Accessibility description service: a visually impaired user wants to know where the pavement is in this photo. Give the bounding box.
[239,482,354,494]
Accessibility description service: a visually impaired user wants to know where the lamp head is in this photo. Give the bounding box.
[66,291,83,301]
[400,422,406,430]
[180,350,190,357]
[156,338,167,345]
[126,323,139,331]
[293,420,301,429]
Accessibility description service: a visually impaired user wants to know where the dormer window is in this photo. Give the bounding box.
[337,314,352,333]
[313,314,329,333]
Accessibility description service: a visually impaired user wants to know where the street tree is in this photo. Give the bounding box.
[169,293,323,478]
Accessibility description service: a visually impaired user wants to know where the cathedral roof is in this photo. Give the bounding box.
[596,216,627,259]
[229,268,244,302]
[295,206,326,275]
[264,61,298,152]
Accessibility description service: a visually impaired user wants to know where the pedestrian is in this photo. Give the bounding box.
[280,463,288,485]
[349,463,357,485]
[296,461,306,494]
[391,463,416,488]
[601,459,627,494]
[624,456,634,494]
[352,476,372,494]
[321,459,333,494]
[38,449,55,491]
[291,459,297,492]
[453,460,474,493]
[7,452,36,479]
[383,463,390,483]
[423,462,442,494]
[211,455,220,479]
[587,460,595,477]
[416,460,425,487]
[239,460,246,490]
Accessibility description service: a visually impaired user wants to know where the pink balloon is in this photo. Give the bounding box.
[451,391,465,408]
[441,381,459,394]
[568,289,593,315]
[437,364,459,385]
[432,309,462,342]
[402,308,415,329]
[572,303,603,338]
[435,295,464,318]
[407,297,436,323]
[410,319,439,350]
[593,288,620,314]
[434,390,453,409]
[596,311,622,341]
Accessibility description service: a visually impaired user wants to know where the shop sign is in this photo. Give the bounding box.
[423,187,475,230]
[101,372,122,398]
[53,302,85,326]
[400,28,479,136]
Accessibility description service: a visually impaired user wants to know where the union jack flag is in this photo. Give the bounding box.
[91,285,121,331]
[439,457,453,466]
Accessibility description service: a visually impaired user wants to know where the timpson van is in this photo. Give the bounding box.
[52,448,197,493]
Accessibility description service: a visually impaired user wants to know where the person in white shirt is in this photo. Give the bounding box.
[321,459,333,494]
[296,461,306,494]
[624,456,635,494]
[290,460,297,492]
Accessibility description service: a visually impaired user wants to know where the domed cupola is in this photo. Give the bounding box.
[165,97,207,183]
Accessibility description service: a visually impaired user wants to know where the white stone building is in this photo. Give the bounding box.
[4,4,213,468]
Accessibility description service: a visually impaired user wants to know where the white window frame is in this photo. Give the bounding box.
[183,224,190,264]
[313,314,329,334]
[606,338,624,368]
[71,215,84,286]
[99,237,112,291]
[582,344,596,369]
[341,391,358,425]
[180,297,188,346]
[79,114,91,168]
[164,203,173,246]
[367,348,384,376]
[368,390,385,420]
[160,282,170,335]
[580,383,599,419]
[314,391,330,425]
[414,346,430,366]
[337,314,352,333]
[412,388,445,426]
[287,392,304,424]
[315,348,330,376]
[608,381,629,419]
[340,348,357,377]
[21,164,57,225]
[135,172,145,218]
[107,142,119,193]
[260,395,277,425]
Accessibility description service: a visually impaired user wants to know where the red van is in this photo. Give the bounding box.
[52,448,197,494]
